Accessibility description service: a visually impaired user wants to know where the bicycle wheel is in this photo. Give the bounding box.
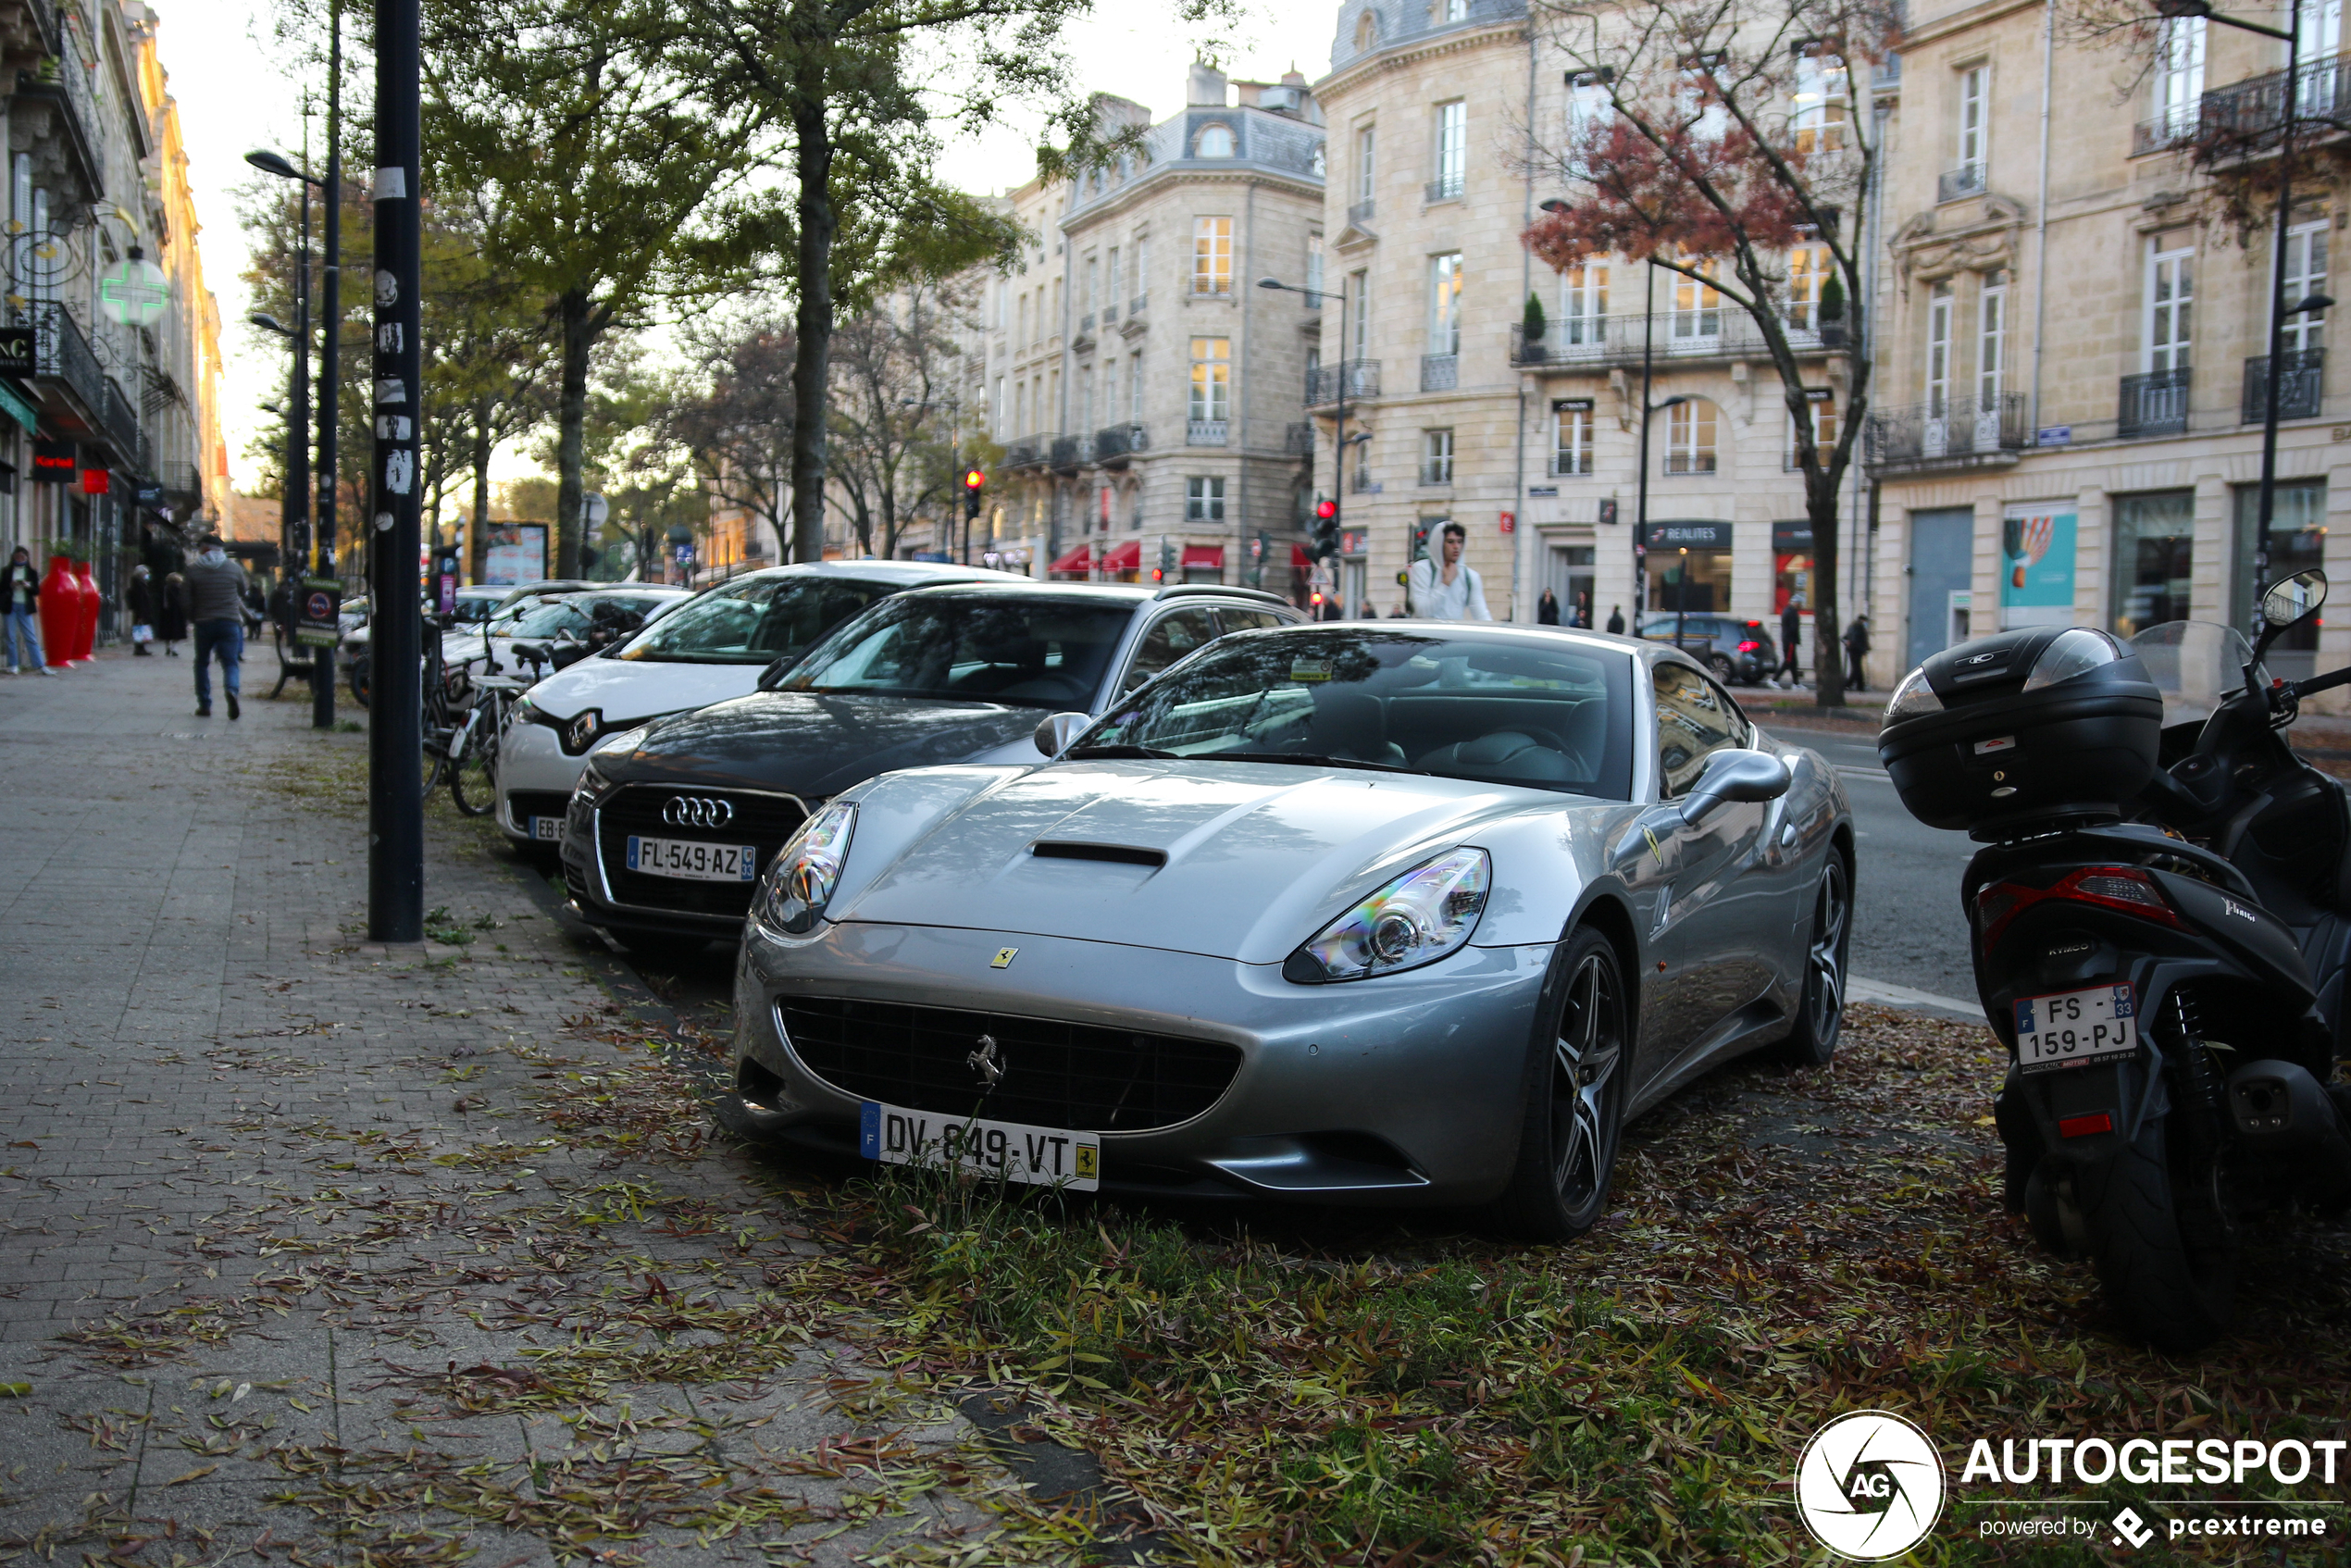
[449,707,500,817]
[421,729,447,792]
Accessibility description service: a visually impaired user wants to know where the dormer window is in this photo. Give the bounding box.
[1196,123,1235,157]
[1355,9,1381,53]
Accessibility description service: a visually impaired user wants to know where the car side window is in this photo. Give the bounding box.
[1653,661,1748,798]
[1216,608,1286,633]
[1120,607,1222,692]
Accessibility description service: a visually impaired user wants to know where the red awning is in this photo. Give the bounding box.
[1048,543,1092,575]
[1100,539,1141,572]
[1291,543,1313,567]
[1181,545,1224,569]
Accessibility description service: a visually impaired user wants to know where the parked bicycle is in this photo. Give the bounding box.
[448,641,553,817]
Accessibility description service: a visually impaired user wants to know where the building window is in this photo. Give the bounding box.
[2302,0,2342,114]
[993,375,1005,436]
[2113,490,2196,640]
[1427,252,1462,355]
[1106,245,1122,308]
[1956,65,1986,178]
[1355,9,1380,54]
[1422,429,1455,485]
[1355,124,1376,205]
[1560,261,1607,342]
[1926,281,1953,414]
[2284,219,2328,353]
[1442,0,1468,19]
[1349,268,1371,357]
[1353,437,1373,492]
[1664,398,1718,474]
[1792,44,1847,154]
[1567,69,1611,155]
[1196,123,1235,158]
[1133,234,1149,308]
[1187,477,1226,521]
[1306,231,1325,299]
[1014,380,1030,434]
[1979,268,2008,400]
[1787,244,1827,330]
[1130,350,1144,418]
[1552,399,1594,476]
[1192,217,1233,295]
[1188,336,1231,423]
[1678,54,1732,141]
[2233,480,2327,654]
[2146,236,2194,373]
[2158,17,2205,138]
[1311,143,1326,178]
[1431,100,1467,199]
[1670,260,1721,340]
[1788,390,1837,464]
[1016,293,1029,348]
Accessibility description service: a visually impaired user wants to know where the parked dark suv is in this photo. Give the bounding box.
[1637,613,1778,686]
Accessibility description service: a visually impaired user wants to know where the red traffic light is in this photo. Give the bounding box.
[1315,499,1337,521]
[964,467,986,491]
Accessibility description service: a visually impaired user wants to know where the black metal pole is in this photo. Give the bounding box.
[1332,286,1346,590]
[290,143,312,584]
[315,0,341,728]
[368,0,424,941]
[2256,15,2299,618]
[1634,258,1656,623]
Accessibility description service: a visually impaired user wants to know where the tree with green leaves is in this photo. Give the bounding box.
[827,279,976,560]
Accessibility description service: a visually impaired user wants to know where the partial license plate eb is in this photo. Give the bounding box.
[2015,982,2137,1074]
[859,1101,1100,1190]
[531,816,561,841]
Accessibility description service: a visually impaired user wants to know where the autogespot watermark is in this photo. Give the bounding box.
[1791,1415,2345,1561]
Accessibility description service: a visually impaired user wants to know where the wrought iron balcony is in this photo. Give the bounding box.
[2243,349,2324,423]
[13,63,102,201]
[2119,368,2192,439]
[2133,58,2351,157]
[1348,199,1375,224]
[1093,423,1148,462]
[1937,162,1986,203]
[1549,451,1594,478]
[1285,421,1315,456]
[1051,434,1093,471]
[1002,432,1051,469]
[1187,419,1229,446]
[1129,294,1148,315]
[1510,313,1838,368]
[1420,354,1460,392]
[1864,392,2030,468]
[1189,280,1232,298]
[1424,174,1463,203]
[20,303,138,459]
[1079,312,1095,334]
[1306,359,1379,404]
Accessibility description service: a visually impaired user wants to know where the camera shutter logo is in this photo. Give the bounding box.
[1795,1411,1945,1561]
[662,796,734,829]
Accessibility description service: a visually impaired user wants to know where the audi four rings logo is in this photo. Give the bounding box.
[662,796,735,828]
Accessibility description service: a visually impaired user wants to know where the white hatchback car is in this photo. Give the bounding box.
[491,560,1011,849]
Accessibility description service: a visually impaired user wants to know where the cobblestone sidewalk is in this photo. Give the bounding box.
[0,649,1012,1566]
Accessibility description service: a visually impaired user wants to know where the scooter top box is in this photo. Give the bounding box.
[1879,627,2164,834]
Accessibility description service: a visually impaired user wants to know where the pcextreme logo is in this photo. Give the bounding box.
[1796,1410,1947,1561]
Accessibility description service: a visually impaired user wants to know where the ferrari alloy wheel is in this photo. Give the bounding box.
[1499,927,1629,1241]
[1781,853,1850,1065]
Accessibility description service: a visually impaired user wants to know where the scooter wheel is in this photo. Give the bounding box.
[2075,1113,2236,1352]
[2022,1164,2078,1259]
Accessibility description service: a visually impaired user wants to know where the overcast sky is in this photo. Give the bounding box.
[159,0,1340,496]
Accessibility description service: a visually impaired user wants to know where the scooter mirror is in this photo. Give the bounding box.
[2263,569,2328,628]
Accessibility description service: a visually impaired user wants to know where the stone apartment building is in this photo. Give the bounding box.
[1860,0,2351,693]
[0,0,222,631]
[969,64,1327,593]
[1309,0,1846,632]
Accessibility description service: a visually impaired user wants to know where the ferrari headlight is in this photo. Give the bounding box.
[751,801,854,936]
[1284,847,1490,983]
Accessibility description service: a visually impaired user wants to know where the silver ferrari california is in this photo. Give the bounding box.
[721,622,1854,1238]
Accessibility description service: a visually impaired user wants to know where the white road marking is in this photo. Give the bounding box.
[1848,975,1984,1021]
[1835,764,1893,783]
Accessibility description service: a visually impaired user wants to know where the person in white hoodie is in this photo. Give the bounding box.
[1404,522,1493,621]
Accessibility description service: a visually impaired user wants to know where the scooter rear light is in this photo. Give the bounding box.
[1976,865,2179,950]
[2059,1112,2114,1139]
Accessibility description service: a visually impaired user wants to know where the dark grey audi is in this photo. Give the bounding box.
[557,579,1299,962]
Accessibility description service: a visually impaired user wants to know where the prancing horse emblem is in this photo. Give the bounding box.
[991,947,1018,968]
[966,1034,1006,1089]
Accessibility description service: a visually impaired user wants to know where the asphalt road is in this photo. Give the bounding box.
[1760,722,1979,1006]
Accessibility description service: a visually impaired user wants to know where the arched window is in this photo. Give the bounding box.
[1665,398,1720,475]
[1196,123,1235,157]
[1355,9,1381,54]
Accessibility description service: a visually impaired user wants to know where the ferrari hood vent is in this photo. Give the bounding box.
[1029,840,1168,868]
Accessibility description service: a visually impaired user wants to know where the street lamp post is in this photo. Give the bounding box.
[1259,276,1346,599]
[2150,0,2332,616]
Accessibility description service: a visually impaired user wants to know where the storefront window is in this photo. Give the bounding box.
[2233,481,2326,678]
[2110,491,2196,641]
[1773,521,1812,615]
[1648,548,1733,613]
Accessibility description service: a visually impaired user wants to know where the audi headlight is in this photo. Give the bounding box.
[1283,847,1490,983]
[751,801,855,936]
[591,724,649,757]
[573,761,618,809]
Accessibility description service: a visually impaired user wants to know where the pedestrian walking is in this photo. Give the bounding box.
[125,565,155,655]
[1404,522,1493,621]
[1776,599,1803,687]
[1537,588,1561,625]
[1358,598,1375,619]
[3,546,50,675]
[1844,613,1871,691]
[158,571,188,655]
[1605,604,1626,635]
[184,534,247,719]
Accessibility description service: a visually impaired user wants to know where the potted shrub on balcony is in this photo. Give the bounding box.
[1520,292,1547,362]
[1817,275,1847,347]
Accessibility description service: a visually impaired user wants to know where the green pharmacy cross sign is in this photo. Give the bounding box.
[98,258,168,327]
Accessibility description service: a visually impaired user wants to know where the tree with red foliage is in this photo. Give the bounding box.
[1523,0,1897,705]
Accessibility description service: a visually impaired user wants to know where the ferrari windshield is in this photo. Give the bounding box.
[1075,628,1636,798]
[616,575,893,666]
[780,593,1135,709]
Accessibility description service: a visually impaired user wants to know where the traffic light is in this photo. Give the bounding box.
[1312,496,1339,559]
[964,467,986,521]
[1154,537,1175,584]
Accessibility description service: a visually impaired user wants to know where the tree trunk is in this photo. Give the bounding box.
[554,287,594,578]
[469,404,493,584]
[788,51,836,566]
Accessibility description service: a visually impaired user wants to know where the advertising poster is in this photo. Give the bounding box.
[1999,506,2076,628]
[482,523,547,587]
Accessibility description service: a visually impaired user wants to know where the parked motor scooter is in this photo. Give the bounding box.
[1879,570,2351,1350]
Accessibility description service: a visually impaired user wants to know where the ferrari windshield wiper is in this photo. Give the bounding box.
[1065,743,1180,759]
[1210,751,1424,775]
